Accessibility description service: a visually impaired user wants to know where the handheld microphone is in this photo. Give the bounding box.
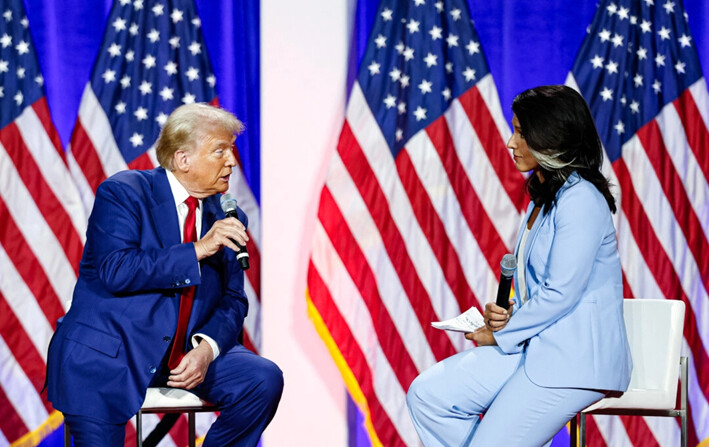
[219,193,250,270]
[496,254,516,309]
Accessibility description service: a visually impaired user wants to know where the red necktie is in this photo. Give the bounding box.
[167,196,199,369]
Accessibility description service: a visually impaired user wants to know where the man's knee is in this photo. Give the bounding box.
[207,349,283,405]
[257,359,284,405]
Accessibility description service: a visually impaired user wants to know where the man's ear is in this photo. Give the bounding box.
[173,149,190,172]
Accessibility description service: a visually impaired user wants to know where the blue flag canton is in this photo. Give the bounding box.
[358,0,490,156]
[0,0,44,129]
[91,0,217,164]
[572,0,702,162]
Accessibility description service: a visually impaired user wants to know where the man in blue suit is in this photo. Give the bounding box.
[47,103,283,446]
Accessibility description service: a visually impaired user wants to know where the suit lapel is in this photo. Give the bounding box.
[200,195,222,238]
[522,172,579,267]
[523,204,550,268]
[150,168,181,248]
[513,203,534,299]
[514,203,535,257]
[513,201,550,300]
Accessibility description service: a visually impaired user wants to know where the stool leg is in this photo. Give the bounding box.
[579,413,587,447]
[570,414,577,447]
[681,357,688,447]
[136,410,143,447]
[64,421,71,447]
[189,412,196,447]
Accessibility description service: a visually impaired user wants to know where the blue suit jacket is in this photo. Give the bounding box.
[47,167,249,423]
[494,172,632,392]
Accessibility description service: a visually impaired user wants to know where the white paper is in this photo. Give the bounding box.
[431,306,485,333]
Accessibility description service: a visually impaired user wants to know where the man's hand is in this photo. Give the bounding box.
[167,340,214,390]
[193,217,248,261]
[465,326,497,346]
[483,300,514,332]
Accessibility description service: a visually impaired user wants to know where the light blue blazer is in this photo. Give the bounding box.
[494,172,632,392]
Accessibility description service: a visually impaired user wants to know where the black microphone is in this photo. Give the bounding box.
[219,193,250,270]
[496,254,516,309]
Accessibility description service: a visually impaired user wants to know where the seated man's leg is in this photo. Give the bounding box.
[63,413,126,447]
[194,344,283,447]
[406,345,522,447]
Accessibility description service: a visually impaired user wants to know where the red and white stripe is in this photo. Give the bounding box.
[565,73,709,446]
[308,75,526,446]
[0,98,85,446]
[65,85,263,445]
[227,161,262,352]
[67,84,129,212]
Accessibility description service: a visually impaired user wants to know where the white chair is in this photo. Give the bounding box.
[64,387,216,447]
[570,299,687,447]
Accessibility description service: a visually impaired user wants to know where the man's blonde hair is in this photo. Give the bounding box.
[155,103,244,170]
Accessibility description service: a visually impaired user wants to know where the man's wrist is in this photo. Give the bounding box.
[191,333,220,360]
[193,241,205,261]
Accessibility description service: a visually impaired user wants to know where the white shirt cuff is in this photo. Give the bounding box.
[191,333,220,359]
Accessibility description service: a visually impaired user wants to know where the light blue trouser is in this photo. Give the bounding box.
[406,346,604,447]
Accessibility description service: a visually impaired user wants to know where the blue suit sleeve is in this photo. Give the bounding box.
[191,205,250,352]
[88,178,201,295]
[494,184,609,354]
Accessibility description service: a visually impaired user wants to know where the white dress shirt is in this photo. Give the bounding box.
[166,170,221,360]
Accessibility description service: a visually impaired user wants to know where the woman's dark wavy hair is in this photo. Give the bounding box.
[511,85,616,214]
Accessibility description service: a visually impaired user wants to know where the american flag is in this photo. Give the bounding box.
[566,0,709,446]
[307,0,526,445]
[65,0,262,444]
[0,0,86,445]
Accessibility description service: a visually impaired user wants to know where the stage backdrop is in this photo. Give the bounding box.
[0,0,707,446]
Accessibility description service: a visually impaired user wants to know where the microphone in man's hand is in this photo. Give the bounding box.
[219,193,250,270]
[495,254,516,309]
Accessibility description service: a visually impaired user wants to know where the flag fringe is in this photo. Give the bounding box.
[10,410,64,447]
[305,289,383,447]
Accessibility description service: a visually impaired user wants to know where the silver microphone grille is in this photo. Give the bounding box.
[500,253,516,277]
[220,193,238,214]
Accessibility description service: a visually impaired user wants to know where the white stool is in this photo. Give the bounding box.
[137,387,217,447]
[63,387,217,447]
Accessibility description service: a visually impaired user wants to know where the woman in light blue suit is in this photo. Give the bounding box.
[407,85,632,446]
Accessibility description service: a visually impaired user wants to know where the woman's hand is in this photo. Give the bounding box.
[483,300,514,332]
[465,326,497,346]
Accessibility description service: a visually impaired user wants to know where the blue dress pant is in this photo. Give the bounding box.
[406,346,604,447]
[64,344,283,447]
[63,414,125,446]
